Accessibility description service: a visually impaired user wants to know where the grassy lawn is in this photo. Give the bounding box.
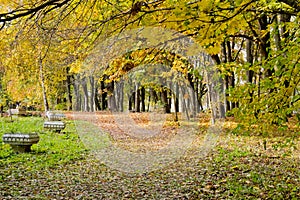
[0,115,299,199]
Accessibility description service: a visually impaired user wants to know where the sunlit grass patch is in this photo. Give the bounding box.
[0,117,88,170]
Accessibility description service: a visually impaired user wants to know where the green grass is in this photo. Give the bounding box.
[0,117,88,171]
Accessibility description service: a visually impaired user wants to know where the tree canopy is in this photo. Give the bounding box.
[0,0,299,132]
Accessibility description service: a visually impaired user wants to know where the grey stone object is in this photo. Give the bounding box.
[2,133,39,153]
[44,121,65,132]
[46,111,66,121]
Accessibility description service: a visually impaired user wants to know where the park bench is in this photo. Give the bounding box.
[46,111,66,121]
[2,132,40,153]
[43,121,66,132]
[44,111,66,132]
[7,108,26,116]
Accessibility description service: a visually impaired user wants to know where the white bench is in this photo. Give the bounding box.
[7,108,26,116]
[2,133,39,153]
[46,111,66,121]
[44,121,66,132]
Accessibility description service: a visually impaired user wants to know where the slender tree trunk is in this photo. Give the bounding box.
[95,84,101,111]
[246,39,254,83]
[129,92,135,111]
[66,71,73,111]
[259,14,272,76]
[100,80,107,110]
[39,57,49,112]
[135,83,140,112]
[107,81,116,111]
[211,54,226,118]
[119,81,124,112]
[221,42,230,113]
[180,86,189,120]
[274,16,282,52]
[114,81,124,112]
[161,88,170,113]
[246,39,254,104]
[206,70,215,124]
[226,41,236,109]
[141,86,146,112]
[89,76,95,112]
[175,83,179,113]
[73,74,81,111]
[81,76,89,112]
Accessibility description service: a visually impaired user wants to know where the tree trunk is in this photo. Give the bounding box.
[89,76,95,112]
[95,84,101,111]
[141,86,146,112]
[107,81,116,111]
[119,81,124,112]
[81,76,89,112]
[39,57,49,112]
[174,83,179,113]
[259,14,272,76]
[129,92,135,111]
[114,81,124,112]
[180,86,189,120]
[100,80,107,110]
[227,41,236,109]
[211,54,226,118]
[221,42,230,112]
[161,88,170,113]
[135,83,140,112]
[73,74,81,111]
[246,39,254,83]
[246,39,254,104]
[66,68,73,111]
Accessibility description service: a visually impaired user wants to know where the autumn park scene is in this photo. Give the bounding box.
[0,0,299,199]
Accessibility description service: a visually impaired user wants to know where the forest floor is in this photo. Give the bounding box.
[0,112,299,199]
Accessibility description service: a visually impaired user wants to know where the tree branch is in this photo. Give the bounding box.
[0,0,72,23]
[277,0,300,11]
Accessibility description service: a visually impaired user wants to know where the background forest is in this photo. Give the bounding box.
[0,0,299,130]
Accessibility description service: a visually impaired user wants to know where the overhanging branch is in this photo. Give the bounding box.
[0,0,72,23]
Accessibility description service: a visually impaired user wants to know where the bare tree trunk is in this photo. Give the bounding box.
[246,39,254,83]
[94,84,101,111]
[274,16,282,52]
[100,80,107,110]
[135,83,140,112]
[180,86,189,120]
[246,39,254,104]
[211,54,226,118]
[89,76,95,112]
[81,76,89,112]
[259,14,272,76]
[119,81,124,112]
[174,83,179,113]
[66,69,73,111]
[218,77,226,118]
[107,81,116,111]
[161,88,170,113]
[129,92,135,111]
[221,42,230,113]
[39,57,49,112]
[73,75,81,111]
[226,41,236,110]
[173,83,179,121]
[206,70,215,124]
[141,86,146,112]
[114,81,124,112]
